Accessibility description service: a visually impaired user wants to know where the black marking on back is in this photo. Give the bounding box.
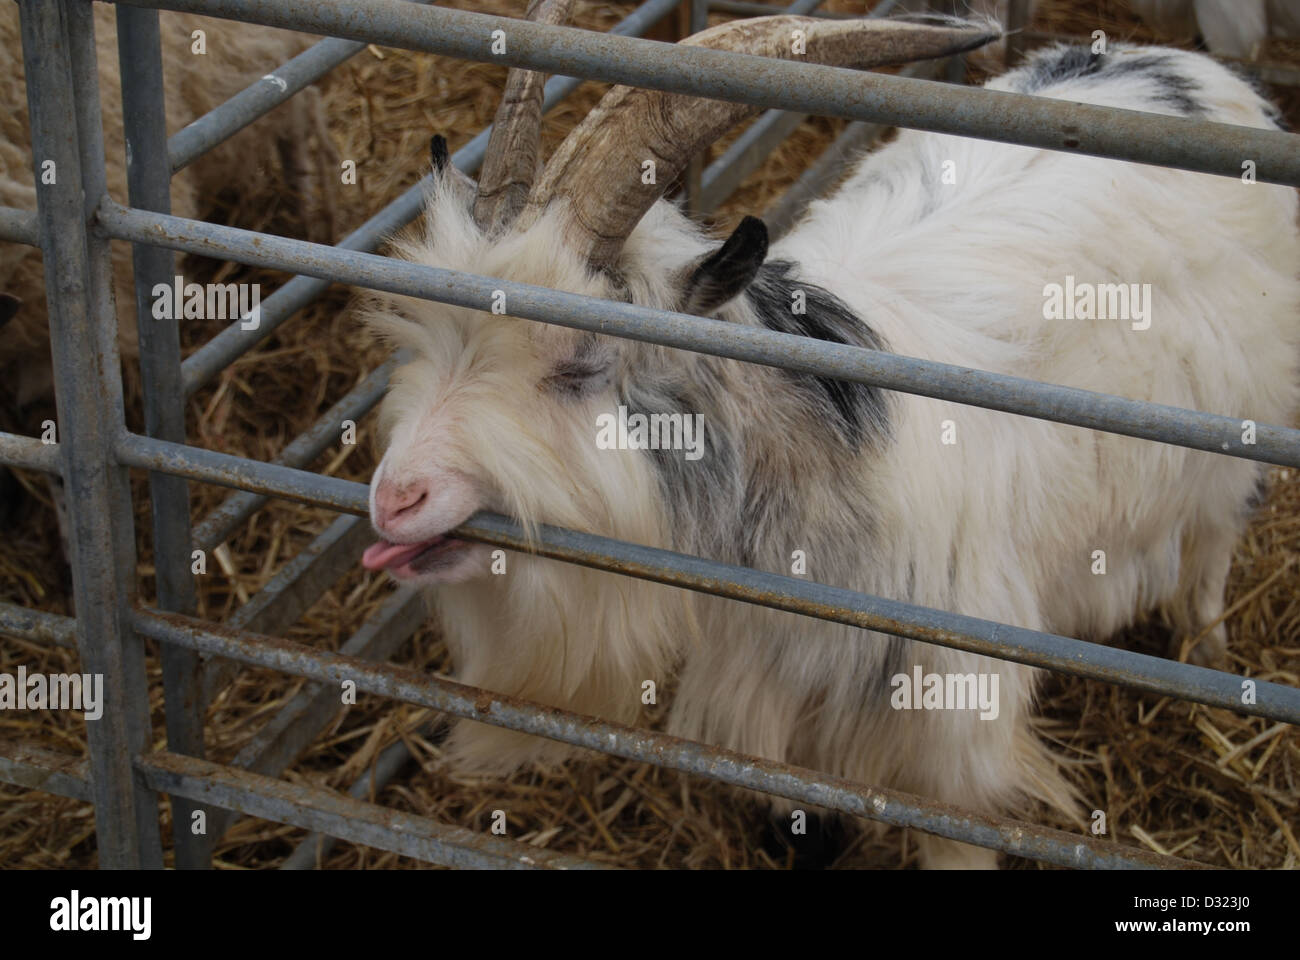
[746,260,890,450]
[1015,46,1206,117]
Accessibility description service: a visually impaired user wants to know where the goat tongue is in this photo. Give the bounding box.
[362,538,439,571]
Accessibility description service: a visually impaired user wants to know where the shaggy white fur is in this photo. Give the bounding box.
[362,43,1300,868]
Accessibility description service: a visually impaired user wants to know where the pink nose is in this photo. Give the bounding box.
[373,480,428,530]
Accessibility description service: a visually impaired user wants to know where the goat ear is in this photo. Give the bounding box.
[680,216,769,316]
[429,134,477,214]
[0,294,19,329]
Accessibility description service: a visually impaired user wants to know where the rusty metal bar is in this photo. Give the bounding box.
[135,750,612,869]
[0,431,61,473]
[0,601,78,650]
[280,720,437,869]
[132,607,1206,869]
[201,587,426,853]
[201,514,376,702]
[0,741,91,803]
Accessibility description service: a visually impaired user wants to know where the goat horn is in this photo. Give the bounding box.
[474,0,576,232]
[523,14,1001,267]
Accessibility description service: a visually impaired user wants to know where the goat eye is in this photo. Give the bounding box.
[542,361,610,396]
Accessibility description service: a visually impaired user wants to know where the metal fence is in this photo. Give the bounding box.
[1,0,1298,870]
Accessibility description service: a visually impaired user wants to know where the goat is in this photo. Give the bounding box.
[0,3,333,408]
[357,4,1300,868]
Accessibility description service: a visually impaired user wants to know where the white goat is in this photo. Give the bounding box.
[358,6,1300,868]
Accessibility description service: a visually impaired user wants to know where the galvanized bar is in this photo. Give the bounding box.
[168,0,434,171]
[202,588,425,852]
[116,430,366,512]
[0,601,78,650]
[0,741,91,803]
[100,202,1300,469]
[133,607,1205,869]
[106,437,1300,725]
[0,431,61,473]
[117,2,209,870]
[20,0,162,869]
[192,358,395,554]
[112,0,1300,187]
[698,107,807,213]
[177,0,682,397]
[136,750,611,869]
[0,205,39,246]
[281,721,433,869]
[764,118,889,236]
[201,513,375,701]
[682,0,710,216]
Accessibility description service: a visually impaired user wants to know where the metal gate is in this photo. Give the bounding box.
[1,0,1299,870]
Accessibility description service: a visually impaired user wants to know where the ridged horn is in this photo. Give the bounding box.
[522,14,1000,267]
[473,0,576,232]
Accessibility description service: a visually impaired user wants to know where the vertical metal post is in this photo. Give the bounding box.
[682,0,710,215]
[1005,0,1029,68]
[116,5,209,869]
[19,0,162,869]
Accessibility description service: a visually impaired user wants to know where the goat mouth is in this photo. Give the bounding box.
[362,535,471,576]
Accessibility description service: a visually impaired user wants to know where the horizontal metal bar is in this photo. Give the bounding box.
[114,0,1300,187]
[0,431,61,473]
[202,514,374,701]
[203,587,425,851]
[135,750,610,869]
[116,430,366,513]
[0,205,39,246]
[0,741,91,803]
[0,601,78,649]
[451,514,1300,727]
[133,607,1203,868]
[100,201,1300,468]
[192,358,395,554]
[176,0,682,397]
[280,718,432,869]
[104,433,1300,725]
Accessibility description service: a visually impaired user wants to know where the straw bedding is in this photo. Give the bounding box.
[1,0,1296,869]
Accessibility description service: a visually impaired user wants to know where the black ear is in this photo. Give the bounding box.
[430,134,451,174]
[0,294,19,329]
[681,216,769,317]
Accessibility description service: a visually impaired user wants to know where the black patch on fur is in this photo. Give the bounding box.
[681,216,769,317]
[1015,47,1206,117]
[430,134,451,174]
[618,363,745,555]
[746,260,889,450]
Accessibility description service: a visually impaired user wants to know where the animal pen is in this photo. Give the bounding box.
[1,0,1299,871]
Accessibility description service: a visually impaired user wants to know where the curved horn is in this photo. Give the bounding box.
[473,0,576,232]
[522,14,1001,267]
